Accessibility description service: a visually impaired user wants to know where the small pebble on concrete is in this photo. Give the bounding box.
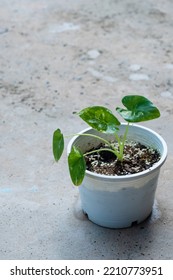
[129,64,141,71]
[129,73,150,81]
[87,49,101,59]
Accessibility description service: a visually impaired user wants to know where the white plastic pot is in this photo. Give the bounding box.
[67,124,167,228]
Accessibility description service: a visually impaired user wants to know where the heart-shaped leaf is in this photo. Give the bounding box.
[78,106,120,134]
[116,95,160,122]
[68,146,86,186]
[53,129,64,161]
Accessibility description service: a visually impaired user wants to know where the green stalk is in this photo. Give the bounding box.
[80,133,122,160]
[119,122,129,161]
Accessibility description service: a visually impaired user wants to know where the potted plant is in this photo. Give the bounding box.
[52,95,167,228]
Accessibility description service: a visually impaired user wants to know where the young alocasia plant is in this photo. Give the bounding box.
[53,95,160,186]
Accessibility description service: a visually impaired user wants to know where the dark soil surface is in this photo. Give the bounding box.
[84,141,161,176]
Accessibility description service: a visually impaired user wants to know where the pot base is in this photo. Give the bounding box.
[82,209,152,229]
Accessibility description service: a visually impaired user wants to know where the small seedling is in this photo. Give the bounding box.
[53,95,160,186]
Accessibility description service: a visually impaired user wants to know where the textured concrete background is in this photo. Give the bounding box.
[0,0,173,259]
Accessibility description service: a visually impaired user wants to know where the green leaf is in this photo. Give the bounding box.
[78,106,120,134]
[53,129,64,161]
[68,146,86,186]
[116,95,160,122]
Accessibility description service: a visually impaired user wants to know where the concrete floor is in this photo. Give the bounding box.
[0,0,173,260]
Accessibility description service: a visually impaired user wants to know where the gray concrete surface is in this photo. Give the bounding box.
[0,0,173,260]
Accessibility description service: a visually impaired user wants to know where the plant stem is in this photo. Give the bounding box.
[119,122,130,161]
